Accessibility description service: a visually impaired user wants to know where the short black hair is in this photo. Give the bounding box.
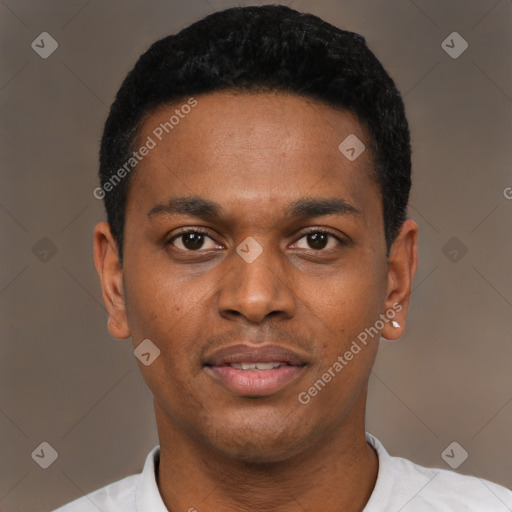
[98,4,411,263]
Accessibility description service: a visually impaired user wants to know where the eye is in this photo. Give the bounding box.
[292,229,344,251]
[168,228,222,251]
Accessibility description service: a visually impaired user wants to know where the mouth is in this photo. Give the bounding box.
[225,362,290,370]
[203,344,308,396]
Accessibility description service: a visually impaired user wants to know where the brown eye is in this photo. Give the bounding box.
[293,230,343,251]
[180,232,205,250]
[306,232,329,250]
[168,230,220,251]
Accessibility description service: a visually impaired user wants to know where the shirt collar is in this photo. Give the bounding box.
[135,445,169,511]
[135,434,388,511]
[363,432,394,510]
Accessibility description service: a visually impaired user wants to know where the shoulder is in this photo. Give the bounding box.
[391,454,512,511]
[366,433,512,512]
[51,446,161,512]
[51,474,139,512]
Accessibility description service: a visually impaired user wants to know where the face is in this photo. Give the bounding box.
[94,91,417,463]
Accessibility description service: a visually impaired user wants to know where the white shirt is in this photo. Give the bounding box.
[53,433,512,511]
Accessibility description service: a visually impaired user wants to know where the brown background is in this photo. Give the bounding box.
[1,1,511,510]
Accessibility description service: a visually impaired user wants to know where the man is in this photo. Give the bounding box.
[56,5,512,511]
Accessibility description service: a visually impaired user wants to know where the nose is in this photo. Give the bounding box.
[216,240,296,324]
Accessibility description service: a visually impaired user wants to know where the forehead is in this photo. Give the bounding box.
[127,91,380,226]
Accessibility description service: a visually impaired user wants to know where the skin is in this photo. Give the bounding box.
[94,91,418,512]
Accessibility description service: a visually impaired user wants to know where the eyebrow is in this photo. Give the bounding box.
[147,196,360,221]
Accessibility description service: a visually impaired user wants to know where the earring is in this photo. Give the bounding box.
[391,320,400,328]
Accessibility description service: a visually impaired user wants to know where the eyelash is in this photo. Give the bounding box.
[167,227,346,251]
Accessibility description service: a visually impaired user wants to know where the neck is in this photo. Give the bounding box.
[154,396,378,512]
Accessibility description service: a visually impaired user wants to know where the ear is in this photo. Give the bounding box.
[380,219,418,341]
[93,222,130,339]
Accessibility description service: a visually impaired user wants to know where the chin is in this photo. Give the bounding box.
[224,440,299,465]
[207,417,310,465]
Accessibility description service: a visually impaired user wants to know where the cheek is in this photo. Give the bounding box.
[300,272,382,402]
[297,266,385,398]
[123,259,214,378]
[123,255,195,337]
[306,262,385,335]
[124,267,204,406]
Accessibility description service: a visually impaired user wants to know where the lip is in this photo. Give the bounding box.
[203,344,307,397]
[204,343,307,366]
